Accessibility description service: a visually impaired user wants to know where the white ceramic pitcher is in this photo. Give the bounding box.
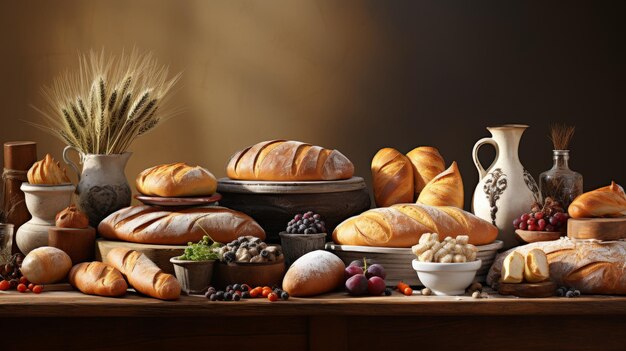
[471,124,540,249]
[63,146,132,227]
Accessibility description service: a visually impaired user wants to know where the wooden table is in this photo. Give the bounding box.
[1,290,625,351]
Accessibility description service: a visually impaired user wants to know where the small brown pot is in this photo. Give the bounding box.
[170,257,216,295]
[279,232,327,267]
[213,260,285,289]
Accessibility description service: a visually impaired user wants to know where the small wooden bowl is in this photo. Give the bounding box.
[515,229,563,244]
[48,226,96,264]
[213,260,286,289]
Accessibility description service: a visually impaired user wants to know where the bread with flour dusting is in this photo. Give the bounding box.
[282,250,345,297]
[136,162,217,197]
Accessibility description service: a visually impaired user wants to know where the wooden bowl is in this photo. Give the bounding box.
[515,229,563,244]
[213,260,286,289]
[217,177,370,243]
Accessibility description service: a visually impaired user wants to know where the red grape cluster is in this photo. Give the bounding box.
[344,259,391,296]
[513,197,569,232]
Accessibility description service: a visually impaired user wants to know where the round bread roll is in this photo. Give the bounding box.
[55,205,89,229]
[372,148,414,207]
[282,250,345,297]
[20,247,72,284]
[136,163,217,197]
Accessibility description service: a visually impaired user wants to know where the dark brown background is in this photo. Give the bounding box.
[1,1,624,209]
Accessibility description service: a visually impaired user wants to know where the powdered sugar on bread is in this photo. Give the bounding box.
[282,250,345,297]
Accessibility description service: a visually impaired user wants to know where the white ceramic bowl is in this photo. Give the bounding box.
[412,259,482,296]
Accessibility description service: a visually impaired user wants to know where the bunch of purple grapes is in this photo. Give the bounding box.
[344,259,391,296]
[285,211,326,234]
[513,197,569,232]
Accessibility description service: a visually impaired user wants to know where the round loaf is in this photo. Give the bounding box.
[69,262,128,297]
[282,250,345,297]
[136,163,217,197]
[20,246,72,284]
[372,148,414,207]
[55,205,89,229]
[226,140,354,181]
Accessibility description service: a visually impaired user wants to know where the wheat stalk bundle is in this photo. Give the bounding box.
[29,49,181,155]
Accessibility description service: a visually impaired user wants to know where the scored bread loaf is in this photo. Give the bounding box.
[69,262,128,297]
[487,238,626,295]
[27,154,70,185]
[406,146,445,196]
[136,162,217,197]
[106,247,180,300]
[372,148,415,207]
[226,140,354,181]
[332,203,498,247]
[98,205,265,245]
[417,161,464,208]
[568,181,626,218]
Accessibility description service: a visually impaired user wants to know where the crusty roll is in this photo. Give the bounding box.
[27,154,70,185]
[417,162,464,208]
[406,146,446,195]
[226,140,354,181]
[488,238,626,295]
[372,148,414,207]
[106,247,180,300]
[98,205,265,245]
[20,247,72,284]
[69,262,128,297]
[282,250,345,297]
[55,205,89,229]
[136,162,217,197]
[332,203,498,247]
[568,181,626,218]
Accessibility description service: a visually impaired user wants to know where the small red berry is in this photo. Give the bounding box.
[32,285,43,294]
[19,276,28,285]
[268,292,279,302]
[0,280,10,291]
[17,283,28,293]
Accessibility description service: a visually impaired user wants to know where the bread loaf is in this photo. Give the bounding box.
[501,251,524,283]
[282,250,345,297]
[98,205,265,245]
[20,247,72,284]
[27,154,70,185]
[55,205,89,229]
[417,161,464,208]
[487,238,626,295]
[372,148,414,207]
[106,247,180,300]
[69,262,128,297]
[568,182,626,218]
[136,163,217,197]
[226,140,354,181]
[332,203,498,247]
[406,146,445,195]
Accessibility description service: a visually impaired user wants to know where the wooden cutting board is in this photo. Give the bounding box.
[95,239,186,275]
[498,281,556,298]
[567,217,626,241]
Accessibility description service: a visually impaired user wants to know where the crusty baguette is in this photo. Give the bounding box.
[417,161,464,208]
[406,146,445,196]
[226,140,354,181]
[371,148,414,207]
[487,238,626,295]
[332,203,498,247]
[69,262,128,297]
[136,163,217,197]
[106,247,180,300]
[568,181,626,218]
[27,154,70,185]
[98,205,265,245]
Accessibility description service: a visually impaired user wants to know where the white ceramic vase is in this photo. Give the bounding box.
[15,183,75,254]
[63,147,132,227]
[471,124,540,249]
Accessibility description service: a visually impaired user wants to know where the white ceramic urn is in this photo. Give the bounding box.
[471,125,540,249]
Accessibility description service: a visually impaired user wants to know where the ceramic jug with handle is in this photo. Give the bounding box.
[63,146,132,227]
[471,124,540,249]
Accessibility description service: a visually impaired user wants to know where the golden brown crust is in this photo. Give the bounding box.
[226,140,354,181]
[135,162,217,197]
[106,247,180,300]
[568,181,626,218]
[417,161,464,208]
[27,154,70,185]
[406,146,446,195]
[69,262,128,297]
[98,205,265,245]
[372,148,415,207]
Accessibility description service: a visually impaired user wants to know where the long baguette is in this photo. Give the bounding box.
[332,203,498,247]
[106,248,180,300]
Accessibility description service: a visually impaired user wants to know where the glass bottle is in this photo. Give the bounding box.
[539,150,583,210]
